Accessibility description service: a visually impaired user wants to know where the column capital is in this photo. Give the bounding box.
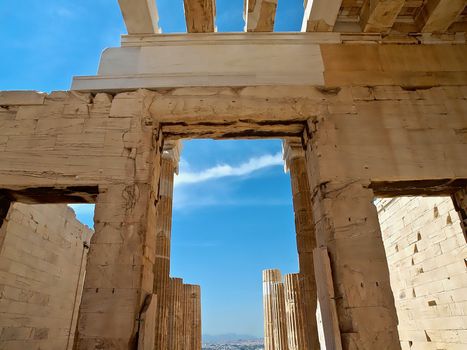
[162,140,182,173]
[282,140,305,172]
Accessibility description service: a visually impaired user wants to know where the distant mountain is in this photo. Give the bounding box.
[203,333,263,344]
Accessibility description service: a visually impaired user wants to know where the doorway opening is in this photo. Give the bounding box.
[171,139,299,349]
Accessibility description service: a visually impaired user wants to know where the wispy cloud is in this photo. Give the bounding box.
[54,7,74,18]
[175,152,283,186]
[173,193,290,211]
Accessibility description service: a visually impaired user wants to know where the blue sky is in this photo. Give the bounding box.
[0,0,304,337]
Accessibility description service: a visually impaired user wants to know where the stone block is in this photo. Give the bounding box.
[0,91,45,106]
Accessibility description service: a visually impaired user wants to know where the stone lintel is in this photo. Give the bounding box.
[184,0,216,33]
[117,0,160,35]
[244,0,278,33]
[302,0,342,32]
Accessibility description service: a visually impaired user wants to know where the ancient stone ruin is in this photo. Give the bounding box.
[0,204,92,349]
[1,0,467,349]
[263,197,467,350]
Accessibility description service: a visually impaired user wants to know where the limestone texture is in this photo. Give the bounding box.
[0,203,92,350]
[377,196,467,350]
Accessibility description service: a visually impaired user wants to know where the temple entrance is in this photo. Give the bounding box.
[1,84,466,349]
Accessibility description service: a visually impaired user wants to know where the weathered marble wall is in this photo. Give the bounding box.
[0,203,92,350]
[378,196,467,350]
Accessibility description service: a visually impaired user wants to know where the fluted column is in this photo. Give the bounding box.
[154,141,181,349]
[168,278,184,350]
[283,141,319,349]
[192,285,202,350]
[272,280,289,350]
[183,284,202,350]
[263,269,289,350]
[263,269,277,350]
[284,274,307,350]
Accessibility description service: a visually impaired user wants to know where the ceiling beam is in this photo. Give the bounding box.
[184,0,216,33]
[417,0,466,33]
[118,0,160,34]
[359,0,405,33]
[244,0,278,32]
[302,0,343,32]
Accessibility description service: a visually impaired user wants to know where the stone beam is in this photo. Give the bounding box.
[183,0,216,33]
[73,34,327,91]
[72,35,467,91]
[168,278,184,350]
[2,83,467,190]
[302,0,342,32]
[417,0,466,33]
[244,0,278,32]
[359,0,405,33]
[118,0,160,34]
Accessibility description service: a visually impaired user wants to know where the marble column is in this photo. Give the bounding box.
[192,285,202,350]
[284,274,308,350]
[272,280,289,350]
[283,141,319,349]
[153,141,181,349]
[183,284,202,350]
[263,269,277,350]
[263,269,289,350]
[168,277,184,350]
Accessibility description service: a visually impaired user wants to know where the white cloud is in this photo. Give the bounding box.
[55,7,74,18]
[173,193,290,211]
[175,152,283,186]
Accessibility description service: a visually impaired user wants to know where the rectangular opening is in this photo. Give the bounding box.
[171,139,298,348]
